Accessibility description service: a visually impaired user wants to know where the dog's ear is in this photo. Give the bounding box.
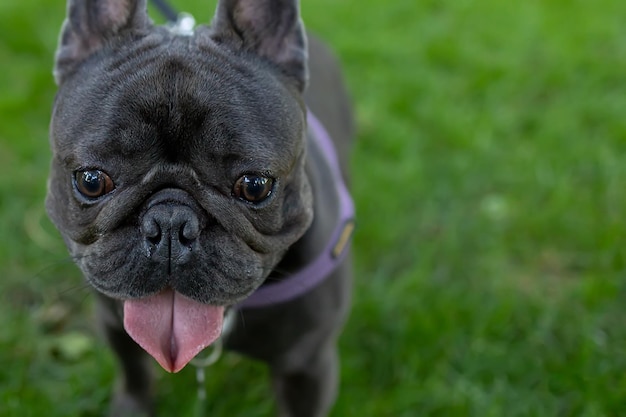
[54,0,151,85]
[210,0,308,92]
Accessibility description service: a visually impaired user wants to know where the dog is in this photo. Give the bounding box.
[45,0,354,415]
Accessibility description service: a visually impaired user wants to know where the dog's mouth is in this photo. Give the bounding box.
[123,289,224,373]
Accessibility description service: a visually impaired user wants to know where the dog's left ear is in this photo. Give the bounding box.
[54,0,151,85]
[210,0,308,92]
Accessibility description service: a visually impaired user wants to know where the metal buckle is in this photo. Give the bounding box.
[168,12,196,36]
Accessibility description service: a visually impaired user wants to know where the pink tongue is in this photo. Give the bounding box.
[123,289,224,373]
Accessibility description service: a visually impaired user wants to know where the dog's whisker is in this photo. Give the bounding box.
[237,308,246,330]
[54,282,92,298]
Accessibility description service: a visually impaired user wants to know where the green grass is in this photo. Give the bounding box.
[2,0,626,415]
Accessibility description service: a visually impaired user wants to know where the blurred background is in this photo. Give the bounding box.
[1,0,625,415]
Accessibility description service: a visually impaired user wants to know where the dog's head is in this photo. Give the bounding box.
[46,0,313,372]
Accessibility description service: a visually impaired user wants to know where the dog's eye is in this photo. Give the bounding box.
[233,174,274,203]
[74,170,115,199]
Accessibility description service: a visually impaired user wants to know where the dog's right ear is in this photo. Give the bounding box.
[54,0,151,85]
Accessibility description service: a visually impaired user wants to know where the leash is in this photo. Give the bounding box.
[190,339,222,417]
[150,0,178,22]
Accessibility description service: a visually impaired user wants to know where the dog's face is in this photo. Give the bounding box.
[46,0,313,371]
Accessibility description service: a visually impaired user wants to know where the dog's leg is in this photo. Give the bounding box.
[271,341,339,417]
[95,296,154,417]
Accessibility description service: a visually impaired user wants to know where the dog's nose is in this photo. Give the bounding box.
[141,204,201,268]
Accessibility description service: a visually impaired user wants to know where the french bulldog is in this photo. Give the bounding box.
[45,0,354,416]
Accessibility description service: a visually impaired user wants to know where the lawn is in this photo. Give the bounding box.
[1,0,626,416]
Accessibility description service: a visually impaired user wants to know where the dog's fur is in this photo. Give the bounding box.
[46,0,353,415]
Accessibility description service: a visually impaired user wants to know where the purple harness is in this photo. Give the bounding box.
[239,110,355,309]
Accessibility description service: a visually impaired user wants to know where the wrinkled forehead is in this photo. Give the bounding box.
[52,28,306,165]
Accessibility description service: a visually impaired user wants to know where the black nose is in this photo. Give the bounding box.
[140,204,201,270]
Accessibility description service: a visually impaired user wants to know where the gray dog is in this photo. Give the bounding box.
[46,0,354,415]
